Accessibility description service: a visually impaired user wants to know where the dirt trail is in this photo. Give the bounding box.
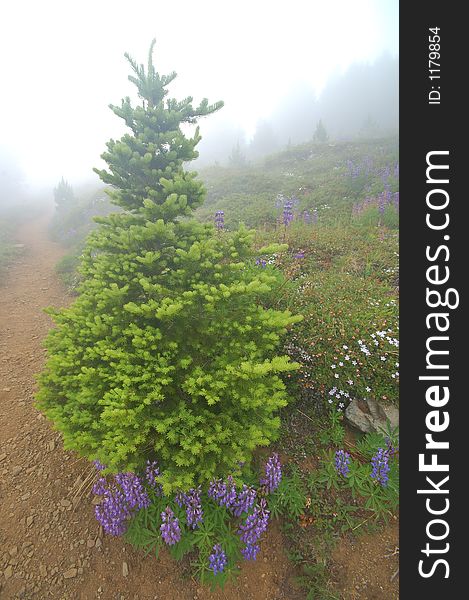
[0,214,298,600]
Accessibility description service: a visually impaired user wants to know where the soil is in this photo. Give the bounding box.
[0,212,399,599]
[332,522,399,599]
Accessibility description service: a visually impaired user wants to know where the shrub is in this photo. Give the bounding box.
[37,41,301,493]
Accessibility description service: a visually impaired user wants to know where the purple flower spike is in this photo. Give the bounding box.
[215,210,225,230]
[95,485,131,536]
[283,198,294,226]
[182,486,204,529]
[238,499,270,548]
[260,453,282,493]
[208,476,237,509]
[241,543,260,561]
[232,484,256,517]
[92,476,108,496]
[335,450,351,478]
[145,460,163,495]
[208,544,227,575]
[160,507,181,545]
[371,448,390,487]
[114,472,150,510]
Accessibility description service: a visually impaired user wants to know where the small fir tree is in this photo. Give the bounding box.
[37,41,301,493]
[313,119,329,143]
[53,177,75,210]
[228,140,247,168]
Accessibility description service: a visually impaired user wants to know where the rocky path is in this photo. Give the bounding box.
[0,214,295,600]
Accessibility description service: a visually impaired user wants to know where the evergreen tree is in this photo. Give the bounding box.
[53,177,75,210]
[228,140,247,168]
[312,119,329,143]
[37,41,301,493]
[248,120,278,158]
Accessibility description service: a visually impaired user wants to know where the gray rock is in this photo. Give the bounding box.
[345,398,399,434]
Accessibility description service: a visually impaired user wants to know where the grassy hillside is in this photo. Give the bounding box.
[196,136,399,229]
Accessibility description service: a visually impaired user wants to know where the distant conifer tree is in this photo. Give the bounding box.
[313,119,329,143]
[53,177,75,210]
[228,140,246,167]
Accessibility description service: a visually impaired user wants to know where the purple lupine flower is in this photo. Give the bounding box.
[95,485,131,536]
[335,450,351,478]
[114,472,150,510]
[255,258,267,268]
[92,477,108,496]
[208,476,237,509]
[385,436,399,457]
[93,460,107,472]
[174,491,185,508]
[220,475,237,508]
[215,210,225,230]
[302,210,311,224]
[145,460,163,495]
[283,198,294,226]
[208,544,227,575]
[239,499,270,548]
[260,453,282,493]
[275,193,284,209]
[183,486,204,529]
[241,543,260,560]
[208,478,225,501]
[160,507,181,545]
[371,448,390,486]
[294,251,305,259]
[378,192,386,217]
[232,484,257,517]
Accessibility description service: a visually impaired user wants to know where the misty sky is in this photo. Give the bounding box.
[1,0,398,192]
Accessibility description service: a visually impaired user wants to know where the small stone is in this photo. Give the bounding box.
[4,564,13,579]
[95,538,102,548]
[60,499,71,508]
[9,546,18,557]
[2,388,11,392]
[63,567,78,579]
[0,453,6,462]
[48,441,55,451]
[12,466,22,476]
[122,561,129,577]
[39,564,47,577]
[87,539,95,548]
[21,492,31,501]
[26,516,34,527]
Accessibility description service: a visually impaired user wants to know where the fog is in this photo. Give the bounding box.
[0,0,398,206]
